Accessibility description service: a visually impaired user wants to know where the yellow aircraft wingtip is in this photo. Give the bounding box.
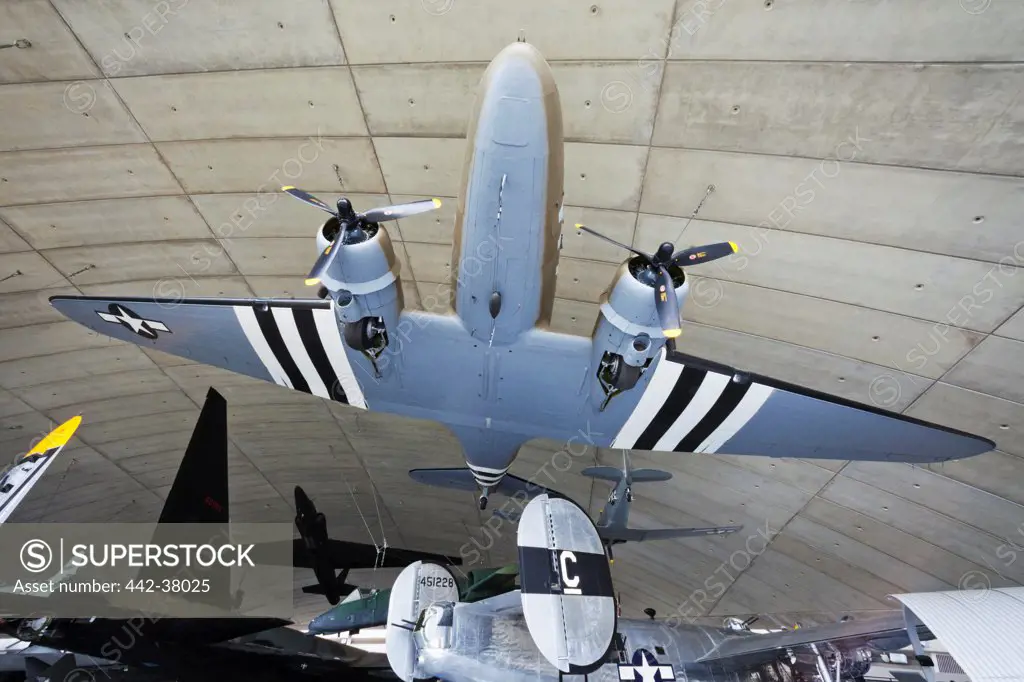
[729,241,739,253]
[26,415,83,457]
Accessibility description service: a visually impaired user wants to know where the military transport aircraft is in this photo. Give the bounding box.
[383,494,943,682]
[50,41,995,512]
[584,452,742,562]
[0,414,81,525]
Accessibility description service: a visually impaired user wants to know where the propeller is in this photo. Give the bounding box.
[575,223,737,339]
[282,186,442,286]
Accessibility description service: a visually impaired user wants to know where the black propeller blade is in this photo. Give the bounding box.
[671,241,737,267]
[282,187,443,286]
[654,266,681,339]
[575,222,738,339]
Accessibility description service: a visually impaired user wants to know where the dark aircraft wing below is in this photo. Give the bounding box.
[259,537,462,570]
[696,613,932,667]
[607,348,994,463]
[600,524,743,543]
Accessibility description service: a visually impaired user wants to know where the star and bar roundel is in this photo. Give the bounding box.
[96,303,171,340]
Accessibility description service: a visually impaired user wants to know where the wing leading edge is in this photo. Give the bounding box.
[606,348,993,463]
[49,295,367,409]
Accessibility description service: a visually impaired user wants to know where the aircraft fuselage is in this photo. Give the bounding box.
[450,41,564,344]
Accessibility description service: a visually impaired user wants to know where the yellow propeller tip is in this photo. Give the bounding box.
[575,223,585,230]
[304,278,321,286]
[432,198,442,208]
[664,329,682,338]
[281,185,295,191]
[729,241,739,253]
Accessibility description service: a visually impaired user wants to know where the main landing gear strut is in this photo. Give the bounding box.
[478,486,493,510]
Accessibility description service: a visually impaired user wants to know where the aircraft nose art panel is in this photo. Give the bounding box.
[518,494,616,675]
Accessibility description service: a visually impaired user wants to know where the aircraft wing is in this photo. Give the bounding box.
[600,524,743,543]
[605,348,994,463]
[258,537,462,569]
[49,295,367,409]
[696,613,932,668]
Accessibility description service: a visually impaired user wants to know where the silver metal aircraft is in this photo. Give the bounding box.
[0,416,81,524]
[51,41,994,511]
[384,494,943,682]
[584,452,743,562]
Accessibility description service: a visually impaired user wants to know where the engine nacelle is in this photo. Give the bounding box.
[315,217,405,358]
[589,258,688,405]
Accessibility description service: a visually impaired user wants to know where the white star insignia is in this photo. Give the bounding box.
[96,304,170,339]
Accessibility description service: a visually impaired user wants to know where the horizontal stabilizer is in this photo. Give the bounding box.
[518,494,616,676]
[579,466,622,482]
[629,468,672,483]
[601,524,743,543]
[410,468,558,499]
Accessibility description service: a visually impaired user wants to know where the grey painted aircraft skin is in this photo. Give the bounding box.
[51,42,994,509]
[384,497,930,682]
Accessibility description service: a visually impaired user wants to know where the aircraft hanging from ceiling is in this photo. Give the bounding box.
[582,451,742,562]
[0,415,81,525]
[50,41,994,512]
[383,494,945,682]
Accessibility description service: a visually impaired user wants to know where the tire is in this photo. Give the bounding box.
[343,318,376,351]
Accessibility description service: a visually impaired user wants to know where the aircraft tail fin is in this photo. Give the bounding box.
[518,494,616,676]
[579,466,622,482]
[601,524,743,544]
[385,561,460,682]
[158,387,229,524]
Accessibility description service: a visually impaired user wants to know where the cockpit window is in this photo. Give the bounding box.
[420,602,455,650]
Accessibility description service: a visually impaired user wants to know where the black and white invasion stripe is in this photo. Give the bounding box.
[612,349,773,453]
[467,462,510,488]
[233,304,367,410]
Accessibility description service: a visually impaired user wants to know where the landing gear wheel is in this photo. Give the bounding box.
[612,358,642,391]
[343,318,378,351]
[478,495,488,511]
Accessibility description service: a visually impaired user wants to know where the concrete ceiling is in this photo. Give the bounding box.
[1,0,1023,630]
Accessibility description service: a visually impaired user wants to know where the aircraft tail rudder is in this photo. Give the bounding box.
[158,387,229,524]
[517,493,616,676]
[385,561,460,682]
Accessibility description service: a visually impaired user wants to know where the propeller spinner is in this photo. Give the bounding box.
[575,223,737,339]
[281,186,442,287]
